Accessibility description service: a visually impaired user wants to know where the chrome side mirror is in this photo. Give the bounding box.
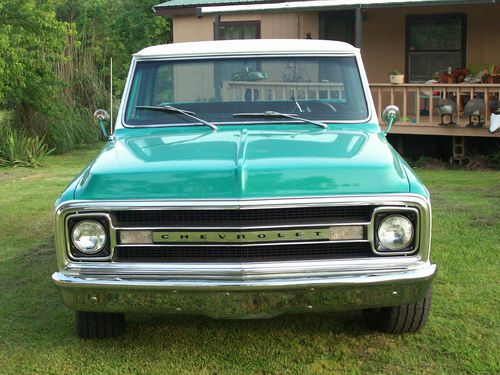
[381,105,401,134]
[94,109,110,138]
[94,109,110,121]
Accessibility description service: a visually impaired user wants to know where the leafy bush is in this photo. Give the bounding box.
[0,0,170,165]
[0,120,54,167]
[0,1,67,120]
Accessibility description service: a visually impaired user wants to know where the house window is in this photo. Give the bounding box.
[406,14,466,82]
[219,21,261,40]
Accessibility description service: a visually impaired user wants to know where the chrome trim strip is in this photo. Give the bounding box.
[113,221,371,230]
[116,223,368,246]
[55,194,429,211]
[133,53,358,61]
[114,239,370,248]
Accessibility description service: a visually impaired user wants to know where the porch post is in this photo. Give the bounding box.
[355,7,362,48]
[214,14,221,40]
[319,13,325,39]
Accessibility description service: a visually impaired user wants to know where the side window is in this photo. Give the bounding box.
[218,21,261,40]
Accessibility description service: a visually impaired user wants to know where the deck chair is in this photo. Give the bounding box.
[419,80,441,116]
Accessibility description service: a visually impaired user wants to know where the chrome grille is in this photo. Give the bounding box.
[109,206,376,262]
[114,242,372,262]
[114,206,373,227]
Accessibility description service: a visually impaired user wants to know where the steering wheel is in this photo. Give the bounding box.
[290,100,337,115]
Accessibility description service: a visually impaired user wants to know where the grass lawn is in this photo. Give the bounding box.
[0,146,498,374]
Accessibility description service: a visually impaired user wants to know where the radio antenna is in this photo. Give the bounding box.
[110,57,113,133]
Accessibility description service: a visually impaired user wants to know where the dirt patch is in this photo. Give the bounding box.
[464,155,500,171]
[470,215,498,227]
[410,157,448,169]
[19,173,44,180]
[0,170,17,181]
[19,240,56,261]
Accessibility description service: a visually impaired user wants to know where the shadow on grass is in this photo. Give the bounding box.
[0,239,372,348]
[126,309,369,338]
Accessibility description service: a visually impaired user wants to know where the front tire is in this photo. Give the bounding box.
[76,311,125,339]
[363,287,432,334]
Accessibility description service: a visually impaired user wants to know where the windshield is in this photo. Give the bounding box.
[124,56,368,126]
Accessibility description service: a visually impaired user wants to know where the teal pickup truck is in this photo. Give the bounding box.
[53,39,436,338]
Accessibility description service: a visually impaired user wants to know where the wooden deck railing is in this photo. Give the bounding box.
[222,81,345,101]
[370,83,500,127]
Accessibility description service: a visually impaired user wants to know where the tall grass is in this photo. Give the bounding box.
[45,23,109,153]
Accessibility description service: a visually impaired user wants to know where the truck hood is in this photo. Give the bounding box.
[73,125,409,200]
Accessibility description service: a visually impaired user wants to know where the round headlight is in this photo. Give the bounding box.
[71,220,107,254]
[377,214,414,251]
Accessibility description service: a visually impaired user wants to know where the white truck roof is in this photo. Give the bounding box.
[134,39,358,59]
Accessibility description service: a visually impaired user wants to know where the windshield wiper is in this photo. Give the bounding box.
[233,111,328,129]
[136,105,217,130]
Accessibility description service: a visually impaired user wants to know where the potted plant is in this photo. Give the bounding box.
[389,70,405,84]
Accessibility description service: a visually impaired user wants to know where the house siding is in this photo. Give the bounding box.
[363,4,500,82]
[173,12,319,42]
[171,4,499,83]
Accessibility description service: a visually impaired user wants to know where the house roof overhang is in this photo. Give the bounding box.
[154,0,492,17]
[154,0,286,16]
[199,0,493,16]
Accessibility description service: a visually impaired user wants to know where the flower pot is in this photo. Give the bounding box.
[389,74,405,84]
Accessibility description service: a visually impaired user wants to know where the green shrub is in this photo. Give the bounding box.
[0,0,169,165]
[0,122,54,168]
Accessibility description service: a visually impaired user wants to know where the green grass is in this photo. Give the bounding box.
[0,148,498,374]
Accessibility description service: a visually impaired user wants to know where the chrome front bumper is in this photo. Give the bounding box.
[52,263,436,318]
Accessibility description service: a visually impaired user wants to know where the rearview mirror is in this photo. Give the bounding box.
[381,105,401,134]
[94,109,110,138]
[231,71,268,81]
